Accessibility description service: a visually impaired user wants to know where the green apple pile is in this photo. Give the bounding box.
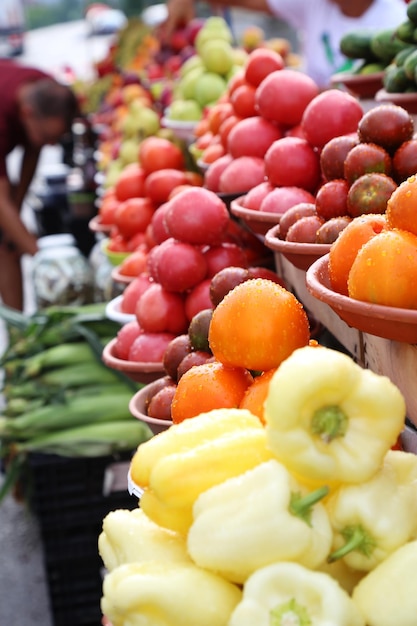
[167,16,247,122]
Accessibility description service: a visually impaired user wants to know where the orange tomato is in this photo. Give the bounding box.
[328,213,387,296]
[386,174,417,236]
[208,278,310,371]
[348,228,417,308]
[171,360,253,424]
[239,369,277,424]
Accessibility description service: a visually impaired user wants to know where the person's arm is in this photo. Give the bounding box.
[0,175,38,256]
[13,144,41,210]
[161,0,273,41]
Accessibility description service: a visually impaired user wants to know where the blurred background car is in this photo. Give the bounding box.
[85,2,127,35]
[0,0,25,57]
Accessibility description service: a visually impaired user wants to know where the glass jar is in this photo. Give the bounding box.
[32,234,95,309]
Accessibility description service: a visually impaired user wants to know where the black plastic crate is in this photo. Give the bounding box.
[27,452,136,626]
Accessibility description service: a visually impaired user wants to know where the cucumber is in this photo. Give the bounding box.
[407,0,417,26]
[393,45,417,67]
[383,64,412,93]
[339,29,377,61]
[370,28,411,63]
[396,20,416,44]
[403,47,417,80]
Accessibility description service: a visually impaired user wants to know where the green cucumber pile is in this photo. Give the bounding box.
[339,0,417,92]
[0,302,152,501]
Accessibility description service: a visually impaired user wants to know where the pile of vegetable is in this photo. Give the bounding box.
[0,303,152,502]
[98,344,417,626]
[339,0,417,92]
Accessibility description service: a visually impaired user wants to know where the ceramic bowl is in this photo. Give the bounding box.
[264,223,332,272]
[111,265,136,286]
[102,338,166,385]
[306,254,417,343]
[128,377,174,435]
[330,71,384,99]
[101,238,131,267]
[88,215,112,234]
[230,196,282,238]
[375,89,417,114]
[105,295,135,325]
[161,113,198,143]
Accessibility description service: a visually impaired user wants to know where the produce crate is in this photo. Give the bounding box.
[27,452,135,626]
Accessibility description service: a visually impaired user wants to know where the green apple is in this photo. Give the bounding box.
[124,102,160,137]
[199,39,234,75]
[119,138,140,165]
[195,19,233,55]
[232,47,249,66]
[194,72,227,108]
[169,99,202,121]
[180,54,205,78]
[178,66,205,100]
[104,159,124,188]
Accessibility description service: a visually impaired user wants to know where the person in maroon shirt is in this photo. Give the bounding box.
[0,60,79,310]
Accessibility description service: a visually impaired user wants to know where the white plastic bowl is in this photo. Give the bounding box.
[105,295,135,325]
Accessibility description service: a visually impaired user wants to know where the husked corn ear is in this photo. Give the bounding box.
[15,420,152,457]
[0,392,135,437]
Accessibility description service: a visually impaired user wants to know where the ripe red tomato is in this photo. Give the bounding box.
[136,283,188,334]
[153,239,208,293]
[184,278,213,321]
[114,164,146,201]
[139,136,185,175]
[164,187,230,245]
[255,69,319,127]
[120,273,153,313]
[229,83,257,118]
[114,320,143,360]
[264,137,321,192]
[98,192,119,225]
[144,168,188,206]
[115,197,155,239]
[315,179,350,221]
[301,89,363,149]
[227,116,283,159]
[203,242,248,277]
[244,48,285,87]
[128,331,177,363]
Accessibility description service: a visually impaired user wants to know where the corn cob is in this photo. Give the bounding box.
[0,391,136,438]
[14,420,152,457]
[21,342,100,378]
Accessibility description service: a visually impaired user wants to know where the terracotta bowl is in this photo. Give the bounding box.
[306,254,417,343]
[88,215,112,235]
[105,295,135,325]
[230,196,282,238]
[102,338,166,384]
[375,88,417,114]
[264,223,332,272]
[111,265,135,286]
[129,377,174,435]
[330,71,384,99]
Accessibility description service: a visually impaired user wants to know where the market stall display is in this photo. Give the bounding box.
[4,5,417,625]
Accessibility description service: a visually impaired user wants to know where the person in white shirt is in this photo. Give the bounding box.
[161,0,408,88]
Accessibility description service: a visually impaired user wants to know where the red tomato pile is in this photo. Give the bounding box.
[110,187,275,364]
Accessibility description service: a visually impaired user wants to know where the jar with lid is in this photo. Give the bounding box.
[32,234,95,309]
